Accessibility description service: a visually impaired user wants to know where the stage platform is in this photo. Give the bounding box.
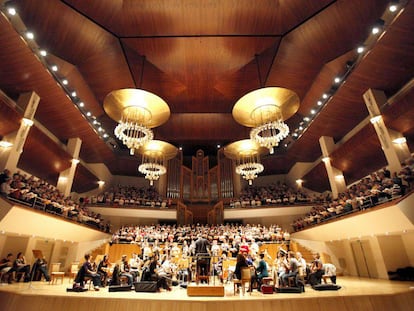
[0,276,413,311]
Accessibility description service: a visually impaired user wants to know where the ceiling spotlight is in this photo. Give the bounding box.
[303,117,310,122]
[322,93,328,99]
[39,50,47,57]
[103,133,109,138]
[310,109,316,114]
[62,79,68,85]
[86,112,92,117]
[334,77,341,84]
[7,7,16,15]
[25,32,34,40]
[78,102,84,107]
[71,91,77,97]
[389,2,399,12]
[51,65,58,72]
[357,46,365,54]
[371,19,384,35]
[317,100,323,106]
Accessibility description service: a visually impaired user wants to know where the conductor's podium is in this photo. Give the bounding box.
[187,284,225,297]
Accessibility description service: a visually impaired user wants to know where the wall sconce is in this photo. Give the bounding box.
[71,159,80,165]
[370,115,382,124]
[322,156,330,163]
[296,179,303,187]
[22,118,34,127]
[0,140,13,148]
[392,137,406,145]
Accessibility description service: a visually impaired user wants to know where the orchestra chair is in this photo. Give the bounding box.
[49,263,65,284]
[233,267,252,295]
[68,262,79,283]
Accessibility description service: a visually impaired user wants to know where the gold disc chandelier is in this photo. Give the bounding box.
[232,87,300,154]
[224,139,267,185]
[103,88,170,155]
[137,140,177,186]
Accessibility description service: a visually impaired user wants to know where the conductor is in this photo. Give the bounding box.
[195,234,210,283]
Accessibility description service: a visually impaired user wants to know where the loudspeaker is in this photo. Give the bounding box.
[134,281,158,292]
[312,284,341,291]
[108,285,132,292]
[276,286,303,293]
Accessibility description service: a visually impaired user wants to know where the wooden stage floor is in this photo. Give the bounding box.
[1,276,413,311]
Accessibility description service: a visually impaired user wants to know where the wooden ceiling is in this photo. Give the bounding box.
[0,0,413,193]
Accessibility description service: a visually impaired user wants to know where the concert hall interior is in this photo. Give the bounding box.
[1,0,414,310]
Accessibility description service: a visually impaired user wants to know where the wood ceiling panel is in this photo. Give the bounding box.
[302,162,330,193]
[63,0,334,36]
[330,125,386,185]
[266,0,388,97]
[72,164,99,193]
[155,113,249,144]
[18,126,72,185]
[384,85,414,134]
[0,96,21,137]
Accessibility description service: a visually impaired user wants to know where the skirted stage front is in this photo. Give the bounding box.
[0,276,413,311]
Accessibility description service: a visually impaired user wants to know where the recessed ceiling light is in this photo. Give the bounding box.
[7,8,16,16]
[389,3,398,12]
[357,46,365,54]
[51,65,58,71]
[39,50,47,57]
[25,32,34,40]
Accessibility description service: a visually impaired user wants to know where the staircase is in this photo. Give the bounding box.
[289,240,331,264]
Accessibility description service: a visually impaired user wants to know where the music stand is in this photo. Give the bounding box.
[26,250,43,290]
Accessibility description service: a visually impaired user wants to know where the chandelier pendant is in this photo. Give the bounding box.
[103,88,171,154]
[224,139,267,185]
[136,140,178,186]
[232,87,300,154]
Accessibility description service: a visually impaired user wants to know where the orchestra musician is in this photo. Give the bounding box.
[119,254,134,286]
[97,254,111,286]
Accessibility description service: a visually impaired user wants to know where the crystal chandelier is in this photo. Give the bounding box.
[232,87,300,154]
[138,160,167,186]
[235,153,264,185]
[137,140,178,186]
[224,139,266,185]
[104,89,170,155]
[114,106,154,155]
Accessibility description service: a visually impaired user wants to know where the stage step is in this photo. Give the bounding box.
[187,285,225,297]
